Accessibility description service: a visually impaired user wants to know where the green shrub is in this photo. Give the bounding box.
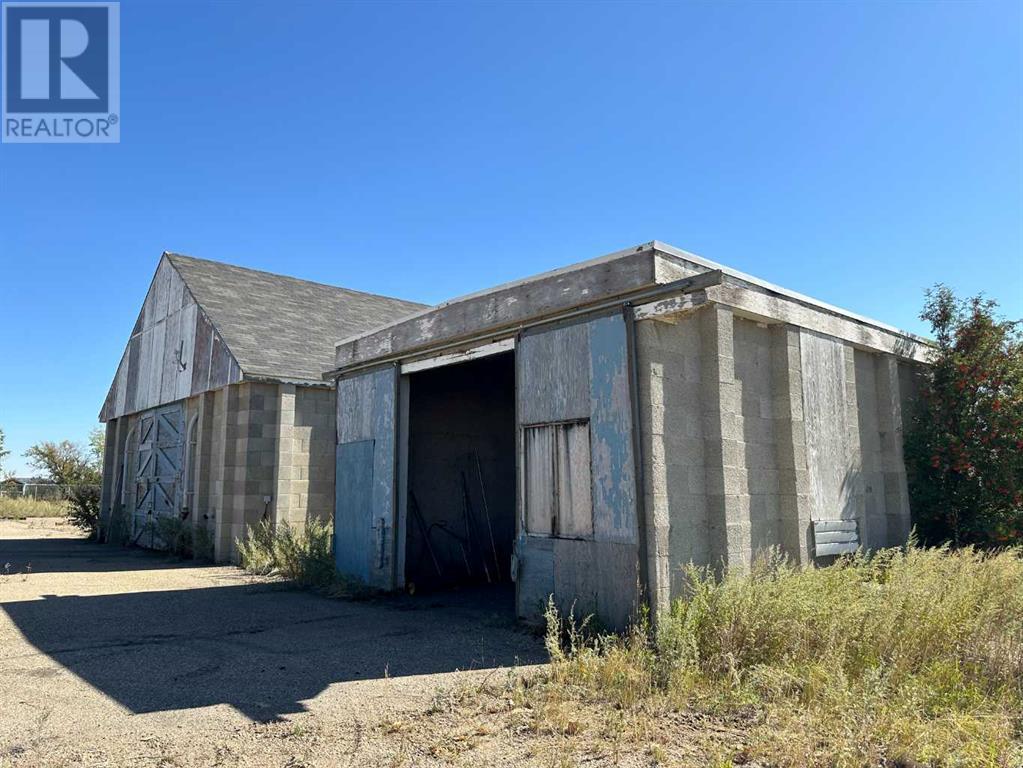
[193,524,215,562]
[154,515,193,558]
[541,546,1023,767]
[104,506,132,545]
[238,519,362,595]
[237,518,276,574]
[65,484,100,536]
[905,285,1023,546]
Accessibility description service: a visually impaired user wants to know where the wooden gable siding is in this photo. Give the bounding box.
[99,257,242,422]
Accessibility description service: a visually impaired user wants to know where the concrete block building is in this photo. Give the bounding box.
[97,253,425,561]
[326,242,930,626]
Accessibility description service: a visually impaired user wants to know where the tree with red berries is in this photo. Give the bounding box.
[905,286,1023,547]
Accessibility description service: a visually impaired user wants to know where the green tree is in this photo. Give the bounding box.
[0,427,9,478]
[25,435,103,535]
[905,286,1023,546]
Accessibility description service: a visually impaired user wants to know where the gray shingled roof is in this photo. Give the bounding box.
[166,253,428,382]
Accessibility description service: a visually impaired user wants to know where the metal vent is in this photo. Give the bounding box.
[812,519,859,557]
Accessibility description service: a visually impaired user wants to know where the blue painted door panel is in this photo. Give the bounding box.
[335,439,375,581]
[335,367,398,589]
[515,312,640,628]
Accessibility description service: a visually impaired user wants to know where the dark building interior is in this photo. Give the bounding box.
[404,352,517,595]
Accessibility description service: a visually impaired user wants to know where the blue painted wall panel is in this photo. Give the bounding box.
[336,367,397,589]
[588,314,637,543]
[335,439,374,581]
[516,312,640,627]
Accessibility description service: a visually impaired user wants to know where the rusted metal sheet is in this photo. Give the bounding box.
[336,367,397,589]
[588,314,636,543]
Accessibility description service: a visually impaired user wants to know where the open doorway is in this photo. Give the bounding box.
[403,351,516,600]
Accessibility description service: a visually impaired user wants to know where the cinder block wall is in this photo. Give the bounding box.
[635,314,709,608]
[100,382,334,562]
[211,382,279,561]
[208,387,229,558]
[274,385,336,529]
[733,319,784,558]
[636,305,913,612]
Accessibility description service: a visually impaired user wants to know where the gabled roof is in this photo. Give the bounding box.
[100,253,427,421]
[165,253,426,382]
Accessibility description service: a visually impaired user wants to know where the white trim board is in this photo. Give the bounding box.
[400,337,516,375]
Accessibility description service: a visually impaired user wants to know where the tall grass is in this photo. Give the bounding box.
[0,496,68,519]
[542,546,1023,767]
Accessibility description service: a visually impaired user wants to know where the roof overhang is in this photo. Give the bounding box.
[325,241,935,380]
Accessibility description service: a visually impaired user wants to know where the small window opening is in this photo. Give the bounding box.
[524,420,592,538]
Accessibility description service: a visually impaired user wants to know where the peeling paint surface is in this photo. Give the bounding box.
[588,314,637,543]
[516,313,639,629]
[336,368,396,588]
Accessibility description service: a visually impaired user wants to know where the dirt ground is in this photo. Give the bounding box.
[0,518,551,767]
[0,519,748,768]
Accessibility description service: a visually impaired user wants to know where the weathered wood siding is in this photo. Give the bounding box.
[800,331,858,523]
[131,403,185,549]
[335,367,397,589]
[515,312,639,629]
[99,256,241,422]
[799,330,912,548]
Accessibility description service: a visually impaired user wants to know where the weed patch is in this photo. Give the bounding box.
[535,546,1023,767]
[237,519,369,597]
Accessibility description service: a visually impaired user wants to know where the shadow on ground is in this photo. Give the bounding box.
[1,537,544,722]
[1,536,208,574]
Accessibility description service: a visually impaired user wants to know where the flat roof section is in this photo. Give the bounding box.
[328,241,932,376]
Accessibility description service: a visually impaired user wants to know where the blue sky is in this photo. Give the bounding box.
[1,0,1020,475]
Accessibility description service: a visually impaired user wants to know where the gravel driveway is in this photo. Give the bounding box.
[0,518,544,767]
